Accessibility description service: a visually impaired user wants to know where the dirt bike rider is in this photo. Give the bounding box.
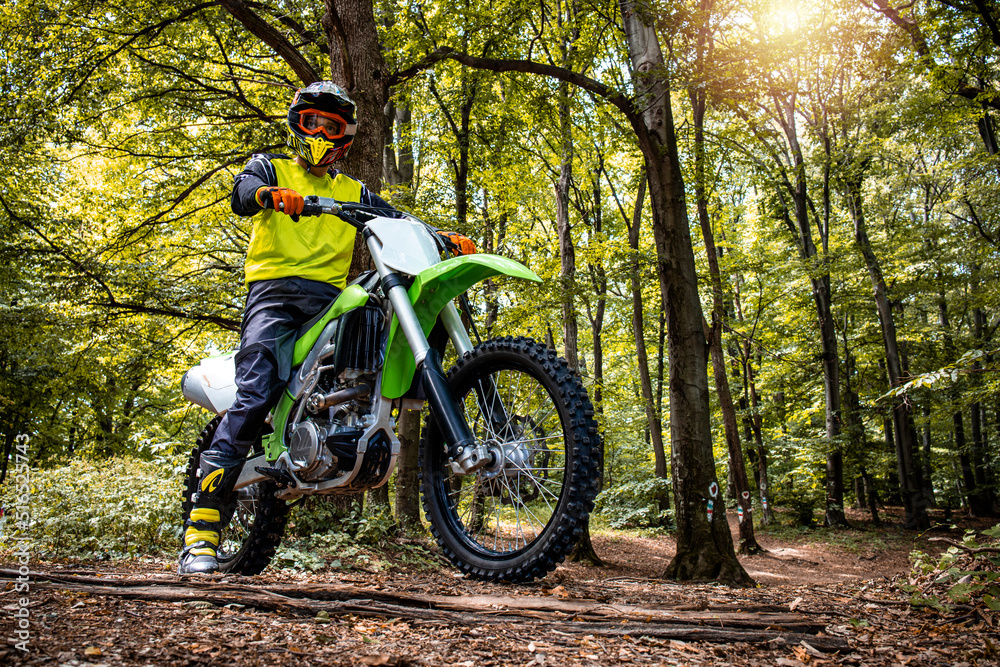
[178,81,400,575]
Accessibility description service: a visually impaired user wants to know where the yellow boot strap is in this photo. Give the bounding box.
[187,546,217,557]
[185,529,220,547]
[189,508,221,523]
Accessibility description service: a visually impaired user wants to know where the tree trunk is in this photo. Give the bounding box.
[383,94,414,189]
[620,0,751,585]
[394,408,423,535]
[626,175,670,511]
[368,483,390,513]
[861,467,881,524]
[971,304,996,515]
[426,70,476,228]
[321,0,391,277]
[969,402,993,516]
[939,290,983,515]
[555,81,579,373]
[770,91,846,528]
[746,360,775,525]
[845,172,928,529]
[690,74,761,555]
[922,405,936,506]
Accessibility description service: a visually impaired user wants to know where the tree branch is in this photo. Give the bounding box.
[390,48,636,124]
[219,0,320,85]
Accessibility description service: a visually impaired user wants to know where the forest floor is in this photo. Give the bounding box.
[1,507,997,666]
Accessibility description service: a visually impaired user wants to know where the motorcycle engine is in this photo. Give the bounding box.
[286,304,385,483]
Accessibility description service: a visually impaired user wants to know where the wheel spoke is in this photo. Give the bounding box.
[424,338,599,581]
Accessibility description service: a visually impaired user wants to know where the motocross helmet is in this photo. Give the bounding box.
[286,81,358,167]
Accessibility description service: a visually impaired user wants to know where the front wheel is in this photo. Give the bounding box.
[181,416,289,575]
[420,336,602,582]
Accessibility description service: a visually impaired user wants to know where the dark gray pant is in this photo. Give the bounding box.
[209,277,341,464]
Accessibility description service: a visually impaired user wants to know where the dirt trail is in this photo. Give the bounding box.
[1,509,996,666]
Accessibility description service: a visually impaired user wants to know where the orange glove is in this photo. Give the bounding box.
[437,231,477,256]
[256,186,304,217]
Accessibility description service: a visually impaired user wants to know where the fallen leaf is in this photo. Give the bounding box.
[799,641,827,659]
[183,600,214,610]
[789,597,804,612]
[548,585,571,599]
[84,647,102,657]
[776,659,806,667]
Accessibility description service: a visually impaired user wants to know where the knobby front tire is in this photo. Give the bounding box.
[420,336,602,582]
[181,416,289,575]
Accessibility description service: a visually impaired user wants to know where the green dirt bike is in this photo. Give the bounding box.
[180,197,601,582]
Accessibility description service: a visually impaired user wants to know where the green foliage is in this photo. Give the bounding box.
[2,0,1000,542]
[275,501,440,573]
[594,478,672,530]
[905,524,1000,613]
[0,456,183,557]
[286,498,399,546]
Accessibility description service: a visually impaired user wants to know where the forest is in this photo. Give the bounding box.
[1,0,1000,663]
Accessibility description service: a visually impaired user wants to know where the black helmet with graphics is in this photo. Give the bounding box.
[286,81,358,167]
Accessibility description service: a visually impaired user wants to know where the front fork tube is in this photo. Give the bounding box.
[364,230,492,474]
[441,302,511,438]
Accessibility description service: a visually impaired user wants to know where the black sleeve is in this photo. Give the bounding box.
[359,185,405,219]
[231,154,282,217]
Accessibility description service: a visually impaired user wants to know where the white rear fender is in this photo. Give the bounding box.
[181,352,238,414]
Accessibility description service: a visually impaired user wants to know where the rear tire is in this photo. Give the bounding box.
[181,416,289,575]
[420,336,601,582]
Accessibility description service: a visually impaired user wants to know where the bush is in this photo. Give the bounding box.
[0,457,183,558]
[287,496,397,544]
[594,477,673,530]
[904,524,1000,613]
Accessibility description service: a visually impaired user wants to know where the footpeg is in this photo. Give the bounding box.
[255,466,297,488]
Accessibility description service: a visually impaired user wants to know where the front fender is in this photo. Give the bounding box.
[380,254,541,399]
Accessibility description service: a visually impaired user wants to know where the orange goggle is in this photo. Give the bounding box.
[297,109,351,141]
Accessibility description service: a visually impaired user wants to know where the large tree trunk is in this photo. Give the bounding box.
[620,0,751,586]
[845,173,929,529]
[322,0,391,276]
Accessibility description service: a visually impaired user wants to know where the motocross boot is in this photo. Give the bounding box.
[178,450,245,575]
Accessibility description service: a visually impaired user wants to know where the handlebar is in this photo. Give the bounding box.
[261,195,452,256]
[262,195,403,230]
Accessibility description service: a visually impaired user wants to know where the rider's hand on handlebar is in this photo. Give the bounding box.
[256,187,305,220]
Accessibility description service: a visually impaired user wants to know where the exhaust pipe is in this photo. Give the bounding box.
[306,384,371,413]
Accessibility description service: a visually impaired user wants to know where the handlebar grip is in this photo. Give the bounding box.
[300,202,323,217]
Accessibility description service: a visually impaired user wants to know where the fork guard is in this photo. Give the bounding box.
[380,254,541,399]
